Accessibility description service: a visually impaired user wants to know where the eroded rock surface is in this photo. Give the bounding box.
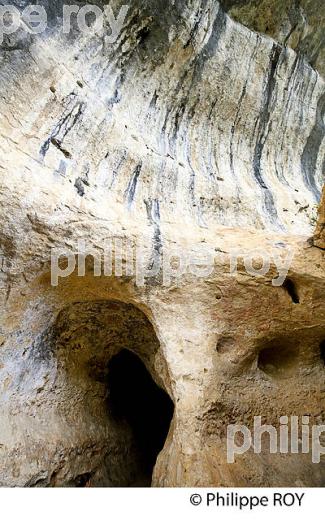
[315,185,325,248]
[220,0,325,76]
[0,0,324,487]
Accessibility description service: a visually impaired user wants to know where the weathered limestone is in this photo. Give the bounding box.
[220,0,325,76]
[0,0,324,487]
[314,185,325,248]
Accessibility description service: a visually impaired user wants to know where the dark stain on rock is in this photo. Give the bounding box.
[192,5,227,84]
[74,178,85,197]
[50,138,72,159]
[40,101,84,159]
[125,162,143,207]
[145,198,163,262]
[301,91,325,202]
[252,43,282,223]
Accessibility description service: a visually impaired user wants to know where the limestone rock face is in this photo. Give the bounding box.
[220,0,325,76]
[0,0,324,487]
[314,185,325,248]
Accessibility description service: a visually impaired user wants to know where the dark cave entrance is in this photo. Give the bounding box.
[106,349,174,486]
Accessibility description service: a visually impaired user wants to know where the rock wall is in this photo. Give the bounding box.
[0,0,324,487]
[220,0,325,76]
[1,0,324,234]
[314,185,325,248]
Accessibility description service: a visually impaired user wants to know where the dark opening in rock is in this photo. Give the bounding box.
[106,349,174,486]
[258,339,299,378]
[283,278,300,304]
[71,473,92,488]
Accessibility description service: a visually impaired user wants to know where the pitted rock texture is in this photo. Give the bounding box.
[0,0,324,487]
